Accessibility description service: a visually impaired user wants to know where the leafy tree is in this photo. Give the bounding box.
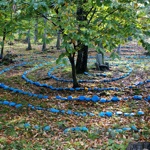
[1,0,149,88]
[0,0,17,58]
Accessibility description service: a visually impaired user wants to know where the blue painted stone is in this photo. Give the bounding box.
[36,106,43,110]
[32,94,38,97]
[61,97,67,100]
[49,108,60,113]
[38,94,43,99]
[74,112,80,116]
[3,85,9,90]
[24,123,30,128]
[84,72,88,75]
[34,125,40,130]
[9,87,14,91]
[28,104,32,107]
[28,93,33,97]
[15,104,22,108]
[99,112,105,117]
[124,97,128,100]
[31,106,35,110]
[111,96,120,102]
[91,95,100,102]
[105,111,113,117]
[75,87,81,91]
[137,110,144,115]
[85,97,91,101]
[81,127,88,132]
[78,96,86,101]
[56,95,61,99]
[66,110,73,115]
[81,113,87,117]
[70,88,74,91]
[72,127,80,131]
[3,100,9,105]
[43,95,49,99]
[9,102,16,106]
[145,96,150,101]
[116,111,123,115]
[67,96,73,100]
[115,129,123,133]
[131,125,138,131]
[64,128,69,133]
[61,110,65,114]
[122,127,131,131]
[89,113,95,116]
[133,95,142,100]
[129,113,135,116]
[43,125,50,131]
[0,83,5,88]
[100,98,106,103]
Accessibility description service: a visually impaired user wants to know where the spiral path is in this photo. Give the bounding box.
[0,45,150,141]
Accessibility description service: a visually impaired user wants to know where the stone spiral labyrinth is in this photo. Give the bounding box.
[0,52,150,138]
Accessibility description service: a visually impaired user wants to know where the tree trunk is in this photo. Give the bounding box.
[76,44,88,74]
[68,54,80,88]
[0,28,6,59]
[56,30,61,50]
[26,29,32,50]
[76,0,88,74]
[42,16,47,51]
[34,18,38,44]
[117,44,121,55]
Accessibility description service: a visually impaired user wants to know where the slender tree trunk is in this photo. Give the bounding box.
[0,28,6,59]
[117,44,121,55]
[68,54,80,88]
[26,29,32,50]
[42,16,47,51]
[56,30,61,50]
[34,18,38,44]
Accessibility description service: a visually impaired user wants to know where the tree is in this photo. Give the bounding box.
[3,0,149,87]
[0,0,17,59]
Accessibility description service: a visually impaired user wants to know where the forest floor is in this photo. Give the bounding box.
[0,41,150,150]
